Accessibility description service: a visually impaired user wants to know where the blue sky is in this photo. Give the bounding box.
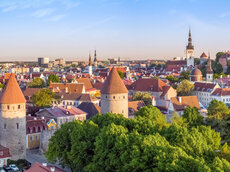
[0,0,230,61]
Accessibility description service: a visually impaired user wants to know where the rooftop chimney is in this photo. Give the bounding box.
[50,167,55,172]
[42,163,47,167]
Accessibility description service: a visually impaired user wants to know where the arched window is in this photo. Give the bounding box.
[27,127,30,133]
[33,127,36,133]
[38,127,41,132]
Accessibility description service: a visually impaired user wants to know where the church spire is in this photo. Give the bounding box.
[94,50,97,62]
[207,53,213,74]
[89,53,92,66]
[187,27,194,50]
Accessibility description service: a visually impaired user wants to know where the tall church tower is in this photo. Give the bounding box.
[94,50,98,68]
[88,54,92,76]
[186,28,194,58]
[206,53,213,82]
[0,74,26,160]
[101,67,128,118]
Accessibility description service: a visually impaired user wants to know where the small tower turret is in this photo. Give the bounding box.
[101,67,128,118]
[206,53,213,82]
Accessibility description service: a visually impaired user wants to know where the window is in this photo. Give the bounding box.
[4,123,6,129]
[66,119,68,123]
[18,105,20,109]
[16,123,19,129]
[35,135,38,141]
[123,96,125,99]
[7,105,9,110]
[30,136,33,141]
[113,96,115,99]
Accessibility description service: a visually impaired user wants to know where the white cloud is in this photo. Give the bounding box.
[220,12,230,18]
[32,8,55,18]
[47,14,66,21]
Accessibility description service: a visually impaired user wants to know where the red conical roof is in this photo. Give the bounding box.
[101,67,128,94]
[200,52,207,58]
[0,73,26,104]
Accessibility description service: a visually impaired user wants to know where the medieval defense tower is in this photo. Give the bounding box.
[101,67,128,118]
[0,74,26,160]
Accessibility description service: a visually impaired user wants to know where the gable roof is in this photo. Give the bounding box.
[0,73,26,104]
[101,67,128,94]
[49,82,84,94]
[211,88,230,96]
[76,78,93,90]
[128,100,145,112]
[194,82,217,92]
[171,96,200,111]
[129,78,168,92]
[77,102,101,119]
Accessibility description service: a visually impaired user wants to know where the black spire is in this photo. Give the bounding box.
[207,53,213,74]
[186,27,194,50]
[94,50,97,62]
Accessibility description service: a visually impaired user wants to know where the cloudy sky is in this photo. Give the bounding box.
[0,0,230,61]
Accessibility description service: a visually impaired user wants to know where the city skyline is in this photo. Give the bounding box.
[0,0,230,61]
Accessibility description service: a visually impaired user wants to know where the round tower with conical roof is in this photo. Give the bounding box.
[0,74,26,160]
[101,67,128,118]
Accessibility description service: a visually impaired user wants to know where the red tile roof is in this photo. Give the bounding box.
[129,78,167,92]
[0,73,26,104]
[211,88,230,96]
[49,82,84,94]
[25,162,65,172]
[101,67,128,94]
[76,78,93,90]
[200,52,208,58]
[171,96,200,111]
[194,82,217,92]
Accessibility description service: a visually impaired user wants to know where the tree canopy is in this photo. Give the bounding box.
[28,78,45,88]
[46,106,230,172]
[177,80,194,96]
[132,91,152,106]
[47,74,60,85]
[32,89,60,108]
[117,71,125,79]
[179,70,190,81]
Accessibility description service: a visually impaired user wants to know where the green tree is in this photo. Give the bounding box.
[46,122,77,171]
[32,89,59,108]
[0,83,4,88]
[117,71,124,79]
[179,70,190,81]
[46,108,230,171]
[208,99,230,119]
[28,78,45,88]
[177,80,194,96]
[166,75,179,83]
[194,58,200,65]
[182,107,204,127]
[132,91,152,106]
[47,74,60,85]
